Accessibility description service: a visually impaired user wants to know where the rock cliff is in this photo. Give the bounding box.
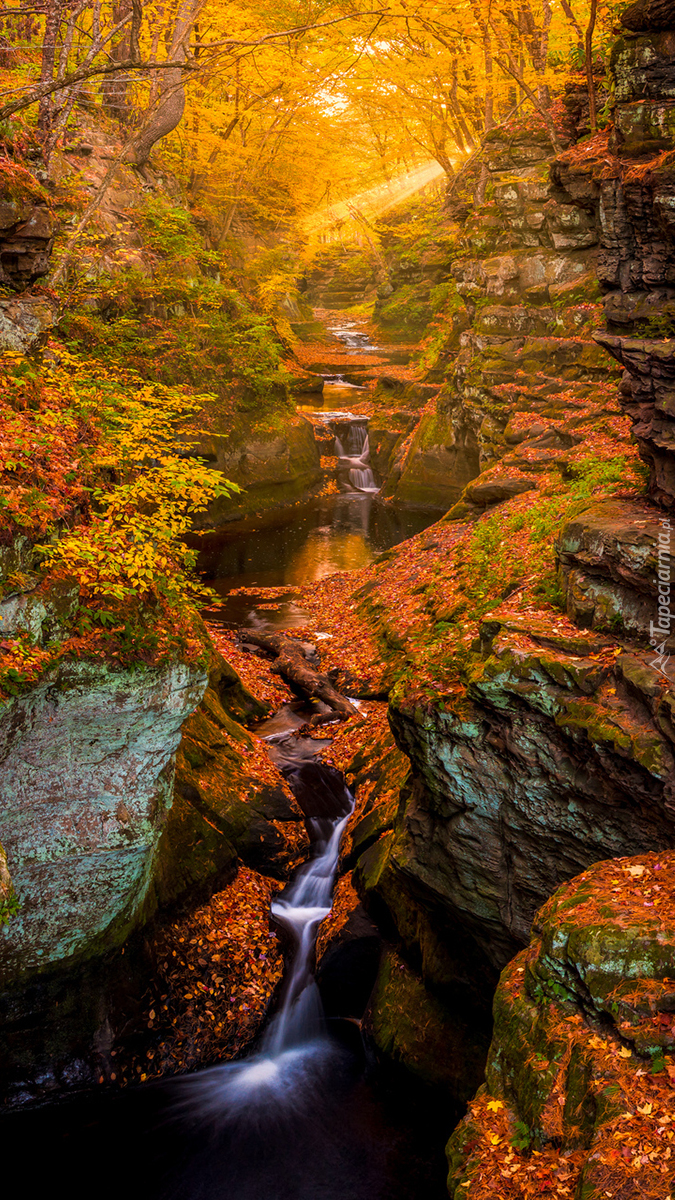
[0,160,57,351]
[371,105,613,512]
[315,0,675,1184]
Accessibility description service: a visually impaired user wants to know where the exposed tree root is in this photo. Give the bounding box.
[240,631,359,720]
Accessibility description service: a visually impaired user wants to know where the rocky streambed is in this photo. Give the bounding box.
[5,4,675,1198]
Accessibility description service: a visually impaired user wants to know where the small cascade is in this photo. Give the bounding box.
[334,419,378,494]
[176,732,355,1123]
[264,804,351,1054]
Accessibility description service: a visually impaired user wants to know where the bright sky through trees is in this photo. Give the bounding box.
[0,1,625,230]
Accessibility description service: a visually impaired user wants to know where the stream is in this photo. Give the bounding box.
[3,725,451,1200]
[1,314,451,1198]
[197,317,438,627]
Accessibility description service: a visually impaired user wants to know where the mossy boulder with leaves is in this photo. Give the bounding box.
[447,852,675,1200]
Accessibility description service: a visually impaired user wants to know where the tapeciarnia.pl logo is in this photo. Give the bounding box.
[649,517,674,680]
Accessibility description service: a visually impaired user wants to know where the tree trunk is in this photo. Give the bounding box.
[37,0,62,133]
[240,632,359,721]
[469,0,494,134]
[585,0,598,133]
[560,0,584,42]
[131,0,195,165]
[101,0,133,120]
[489,16,562,153]
[474,160,490,206]
[131,76,186,163]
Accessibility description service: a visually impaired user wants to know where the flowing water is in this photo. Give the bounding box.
[1,313,453,1198]
[3,723,451,1200]
[333,420,378,493]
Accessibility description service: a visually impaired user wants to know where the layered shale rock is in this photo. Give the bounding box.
[557,496,675,647]
[376,618,675,977]
[0,161,58,350]
[376,106,616,512]
[0,163,55,290]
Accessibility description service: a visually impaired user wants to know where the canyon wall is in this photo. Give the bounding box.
[322,2,675,1184]
[0,546,306,1101]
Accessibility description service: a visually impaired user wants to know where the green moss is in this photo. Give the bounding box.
[354,829,396,891]
[368,948,489,1096]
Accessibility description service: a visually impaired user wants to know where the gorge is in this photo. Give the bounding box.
[3,1,675,1198]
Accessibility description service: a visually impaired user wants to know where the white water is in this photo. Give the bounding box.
[265,811,351,1054]
[177,760,354,1122]
[335,423,379,494]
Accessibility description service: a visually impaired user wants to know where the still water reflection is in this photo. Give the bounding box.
[196,494,440,598]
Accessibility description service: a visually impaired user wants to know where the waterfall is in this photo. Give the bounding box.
[335,420,378,494]
[264,809,351,1054]
[177,746,354,1122]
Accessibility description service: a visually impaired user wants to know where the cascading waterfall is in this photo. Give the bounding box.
[334,420,378,493]
[178,732,354,1123]
[264,812,351,1055]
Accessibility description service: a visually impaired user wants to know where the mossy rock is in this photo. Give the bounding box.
[366,947,489,1098]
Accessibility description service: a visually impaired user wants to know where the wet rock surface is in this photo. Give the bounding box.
[154,652,309,907]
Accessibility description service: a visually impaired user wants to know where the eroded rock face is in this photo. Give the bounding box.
[357,615,675,994]
[381,112,615,510]
[0,292,58,352]
[0,642,313,1104]
[0,163,58,350]
[557,496,675,644]
[596,335,675,504]
[156,654,309,905]
[0,656,207,987]
[365,947,490,1103]
[0,171,55,291]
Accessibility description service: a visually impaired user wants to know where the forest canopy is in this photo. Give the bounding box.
[0,0,625,229]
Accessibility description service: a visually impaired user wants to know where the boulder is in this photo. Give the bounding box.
[447,850,675,1199]
[622,0,675,34]
[153,657,308,905]
[188,412,322,524]
[0,656,207,988]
